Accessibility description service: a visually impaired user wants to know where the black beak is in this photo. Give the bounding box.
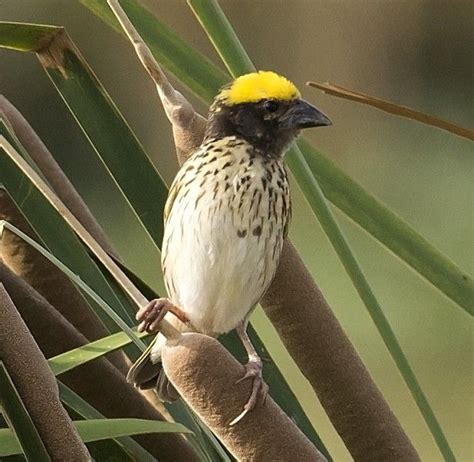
[281,99,332,129]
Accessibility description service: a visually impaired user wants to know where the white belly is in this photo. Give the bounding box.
[164,211,270,335]
[161,137,289,336]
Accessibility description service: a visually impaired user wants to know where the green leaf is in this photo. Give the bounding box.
[58,382,157,462]
[0,122,136,330]
[185,1,456,460]
[188,0,254,76]
[0,362,51,461]
[298,139,473,315]
[0,418,191,457]
[49,331,149,376]
[79,0,473,314]
[287,145,455,461]
[166,402,232,462]
[0,219,146,351]
[76,417,189,438]
[0,21,167,252]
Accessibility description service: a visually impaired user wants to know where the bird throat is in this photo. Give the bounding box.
[204,102,298,158]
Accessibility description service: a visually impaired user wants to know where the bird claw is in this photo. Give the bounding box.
[136,298,189,333]
[230,359,268,426]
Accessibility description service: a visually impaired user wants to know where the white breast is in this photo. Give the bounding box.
[161,137,289,336]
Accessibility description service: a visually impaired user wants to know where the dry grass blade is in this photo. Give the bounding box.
[0,135,179,340]
[307,81,474,141]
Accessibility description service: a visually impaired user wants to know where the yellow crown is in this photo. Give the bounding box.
[220,71,301,105]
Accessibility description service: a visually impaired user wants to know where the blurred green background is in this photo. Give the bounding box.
[1,1,472,460]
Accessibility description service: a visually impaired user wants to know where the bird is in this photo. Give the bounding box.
[127,70,331,423]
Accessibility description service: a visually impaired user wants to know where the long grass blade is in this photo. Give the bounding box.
[0,223,142,349]
[0,21,59,51]
[286,146,455,461]
[0,220,146,350]
[0,362,51,461]
[185,1,456,460]
[0,21,167,251]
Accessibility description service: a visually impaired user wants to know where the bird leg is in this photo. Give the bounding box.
[136,298,189,333]
[230,320,269,425]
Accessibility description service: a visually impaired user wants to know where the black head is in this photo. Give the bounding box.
[204,71,331,157]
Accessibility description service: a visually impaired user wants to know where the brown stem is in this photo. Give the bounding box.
[0,281,90,461]
[0,95,118,256]
[162,333,327,462]
[106,0,207,165]
[0,263,200,462]
[262,242,420,461]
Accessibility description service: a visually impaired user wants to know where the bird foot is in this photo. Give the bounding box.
[136,298,189,333]
[230,358,268,426]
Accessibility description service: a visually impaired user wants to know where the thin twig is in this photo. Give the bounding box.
[0,135,180,340]
[307,81,474,141]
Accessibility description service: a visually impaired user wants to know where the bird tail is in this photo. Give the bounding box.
[126,334,180,402]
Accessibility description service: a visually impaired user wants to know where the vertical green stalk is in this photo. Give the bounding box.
[187,0,455,459]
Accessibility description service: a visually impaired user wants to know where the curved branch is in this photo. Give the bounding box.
[0,282,90,460]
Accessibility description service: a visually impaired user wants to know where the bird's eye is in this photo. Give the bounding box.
[263,100,279,113]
